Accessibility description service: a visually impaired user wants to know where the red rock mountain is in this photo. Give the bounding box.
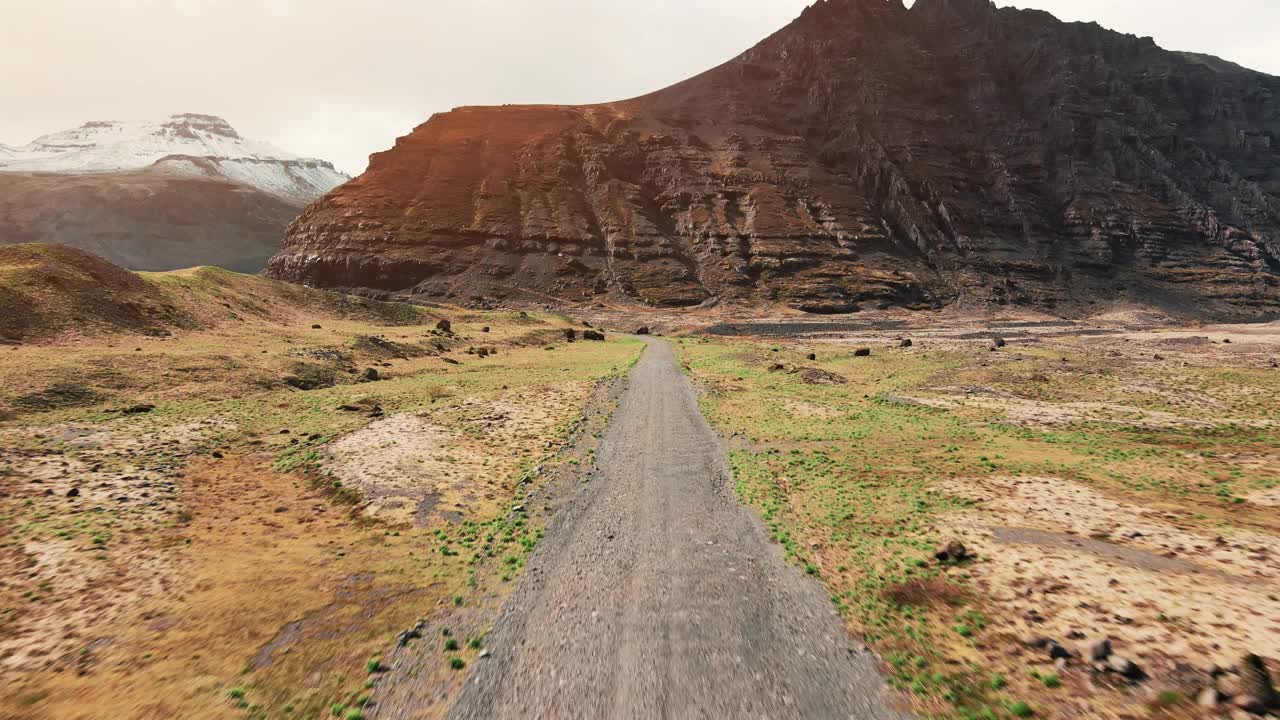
[267,0,1280,317]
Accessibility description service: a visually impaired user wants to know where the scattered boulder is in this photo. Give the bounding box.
[1048,642,1074,661]
[121,403,155,414]
[934,540,970,563]
[1027,637,1076,662]
[992,337,1007,348]
[363,368,381,381]
[768,363,787,372]
[635,326,651,335]
[583,330,606,341]
[311,324,322,330]
[398,622,425,647]
[1233,694,1268,714]
[1237,654,1278,708]
[564,328,578,342]
[900,338,913,348]
[1107,656,1145,680]
[854,348,872,357]
[338,400,384,418]
[441,357,460,365]
[807,353,817,361]
[436,319,452,333]
[799,368,846,386]
[283,363,338,391]
[66,487,80,498]
[481,326,490,333]
[1198,687,1223,708]
[1090,639,1113,663]
[353,335,418,359]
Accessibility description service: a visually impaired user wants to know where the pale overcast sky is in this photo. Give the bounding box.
[2,0,1277,175]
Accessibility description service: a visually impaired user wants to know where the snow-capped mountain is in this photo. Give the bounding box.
[0,114,350,273]
[0,114,348,202]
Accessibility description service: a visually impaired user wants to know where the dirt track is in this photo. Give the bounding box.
[448,338,904,719]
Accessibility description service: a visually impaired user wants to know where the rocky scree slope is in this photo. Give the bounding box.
[1,114,349,272]
[268,0,1280,318]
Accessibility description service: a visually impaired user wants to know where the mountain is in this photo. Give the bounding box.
[0,114,349,272]
[267,0,1280,318]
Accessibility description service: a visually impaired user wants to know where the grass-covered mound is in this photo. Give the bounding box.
[0,242,190,341]
[0,243,430,342]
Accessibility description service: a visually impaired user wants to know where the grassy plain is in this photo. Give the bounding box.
[678,325,1280,719]
[0,253,642,720]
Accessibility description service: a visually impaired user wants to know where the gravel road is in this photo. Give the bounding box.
[447,338,906,719]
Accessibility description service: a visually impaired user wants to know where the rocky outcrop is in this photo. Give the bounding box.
[268,0,1280,318]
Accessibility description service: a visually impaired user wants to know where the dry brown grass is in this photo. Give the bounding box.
[681,318,1280,720]
[0,257,642,720]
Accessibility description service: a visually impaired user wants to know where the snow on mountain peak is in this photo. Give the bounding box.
[0,114,348,202]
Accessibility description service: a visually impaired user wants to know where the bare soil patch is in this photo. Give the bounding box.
[937,475,1280,673]
[326,384,592,527]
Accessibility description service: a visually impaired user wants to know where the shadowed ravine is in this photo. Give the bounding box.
[446,338,906,719]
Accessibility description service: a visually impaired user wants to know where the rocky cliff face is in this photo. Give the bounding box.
[267,0,1280,317]
[1,114,349,272]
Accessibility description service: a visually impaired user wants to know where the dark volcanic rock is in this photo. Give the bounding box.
[267,0,1280,318]
[935,540,970,563]
[1237,654,1278,708]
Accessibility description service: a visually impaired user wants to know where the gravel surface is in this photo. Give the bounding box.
[448,338,906,719]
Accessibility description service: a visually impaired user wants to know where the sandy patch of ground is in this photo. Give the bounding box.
[783,398,841,419]
[325,384,592,526]
[0,417,231,674]
[326,413,467,525]
[1246,485,1280,508]
[1116,321,1280,346]
[895,389,1274,430]
[936,475,1280,672]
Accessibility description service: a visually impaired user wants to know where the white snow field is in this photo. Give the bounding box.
[0,113,348,201]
